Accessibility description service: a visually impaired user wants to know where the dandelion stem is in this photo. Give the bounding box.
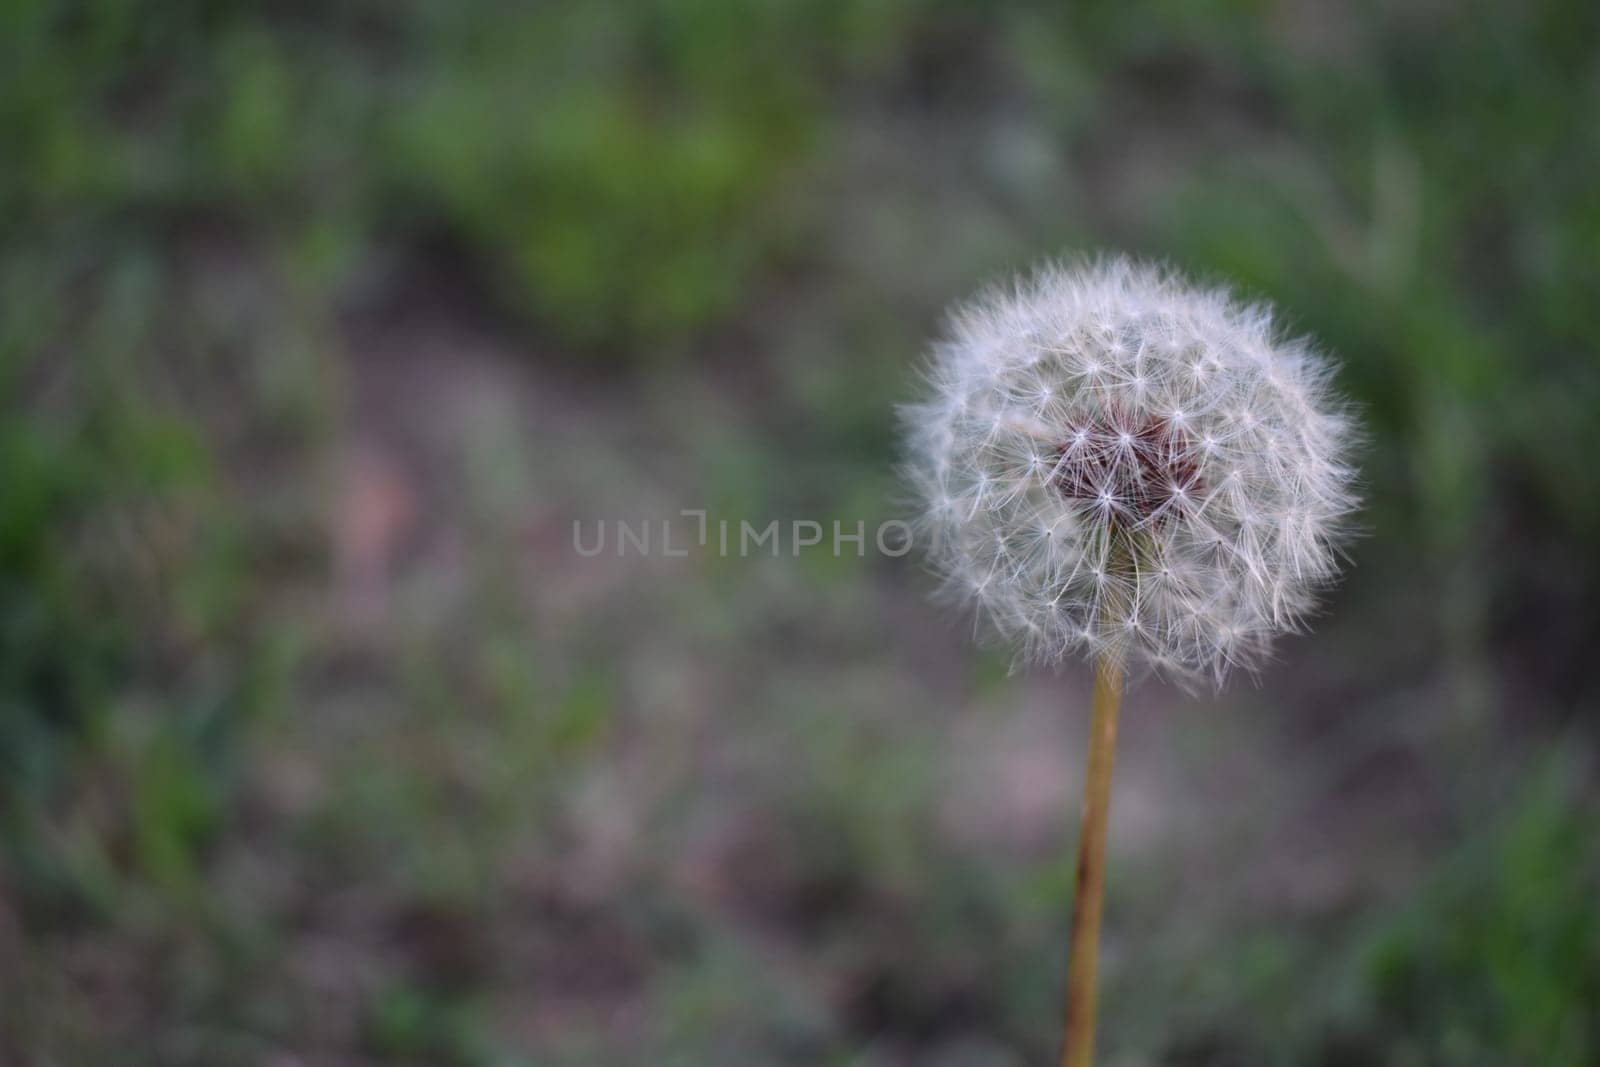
[1060,653,1123,1067]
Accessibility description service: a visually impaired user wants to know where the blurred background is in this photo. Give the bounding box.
[3,1,1598,1063]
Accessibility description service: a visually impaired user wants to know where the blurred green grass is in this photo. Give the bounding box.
[3,1,1598,1063]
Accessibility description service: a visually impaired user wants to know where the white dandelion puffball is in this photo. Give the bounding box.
[903,257,1358,686]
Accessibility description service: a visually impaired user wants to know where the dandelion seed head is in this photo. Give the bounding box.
[902,256,1359,687]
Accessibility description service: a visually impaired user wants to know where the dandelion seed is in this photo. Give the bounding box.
[903,256,1357,685]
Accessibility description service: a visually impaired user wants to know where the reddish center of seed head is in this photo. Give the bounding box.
[1052,407,1203,524]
